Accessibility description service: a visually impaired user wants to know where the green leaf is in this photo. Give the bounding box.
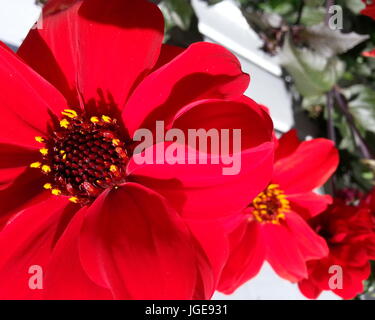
[160,0,194,31]
[242,10,283,31]
[300,7,326,26]
[336,115,357,152]
[345,85,375,134]
[279,35,345,97]
[344,0,366,14]
[301,23,369,58]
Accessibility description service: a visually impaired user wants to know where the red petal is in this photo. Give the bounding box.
[172,97,274,151]
[298,278,322,299]
[363,49,375,57]
[19,0,164,108]
[0,144,39,189]
[0,42,15,53]
[18,2,82,106]
[0,168,26,191]
[275,129,301,161]
[77,0,164,108]
[263,222,308,282]
[218,221,266,294]
[288,192,332,219]
[273,138,339,194]
[43,0,80,15]
[122,42,250,136]
[184,218,230,299]
[79,183,199,299]
[336,263,370,299]
[127,142,274,219]
[0,44,67,148]
[152,44,185,71]
[0,169,49,229]
[286,211,329,261]
[0,196,75,299]
[361,4,375,20]
[44,206,113,299]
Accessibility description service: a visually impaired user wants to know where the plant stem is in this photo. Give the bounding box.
[326,90,337,194]
[326,91,336,142]
[295,0,304,25]
[333,88,373,160]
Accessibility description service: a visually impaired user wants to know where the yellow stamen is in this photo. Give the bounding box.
[39,148,49,156]
[110,165,118,173]
[43,183,52,190]
[250,184,289,224]
[102,115,111,123]
[61,109,78,119]
[60,119,70,129]
[42,165,51,173]
[112,139,120,146]
[62,154,67,160]
[69,197,79,204]
[90,116,99,123]
[60,150,65,154]
[30,162,42,169]
[51,189,61,196]
[35,136,45,143]
[277,213,286,219]
[268,184,279,189]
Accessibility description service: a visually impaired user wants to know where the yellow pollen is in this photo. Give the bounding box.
[62,154,67,160]
[43,183,52,190]
[35,136,45,143]
[30,162,42,169]
[268,184,279,189]
[61,109,78,119]
[277,213,286,219]
[69,197,79,203]
[39,148,49,156]
[112,139,120,146]
[102,115,111,123]
[60,150,65,154]
[60,119,70,129]
[42,165,51,173]
[250,184,290,224]
[90,116,99,123]
[110,165,118,173]
[51,189,62,196]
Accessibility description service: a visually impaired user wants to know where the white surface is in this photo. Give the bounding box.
[192,0,282,76]
[0,0,338,300]
[0,0,41,47]
[192,0,295,133]
[213,263,340,300]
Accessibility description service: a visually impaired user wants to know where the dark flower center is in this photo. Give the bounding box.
[250,184,290,224]
[30,109,128,204]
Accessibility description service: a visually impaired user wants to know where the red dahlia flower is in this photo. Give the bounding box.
[298,200,375,299]
[218,130,339,294]
[0,0,275,299]
[362,49,375,57]
[361,0,375,20]
[363,188,375,223]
